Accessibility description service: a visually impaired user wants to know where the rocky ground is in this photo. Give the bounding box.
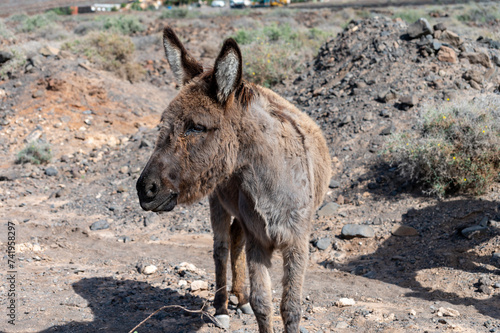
[1,3,500,333]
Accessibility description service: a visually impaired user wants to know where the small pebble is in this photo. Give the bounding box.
[335,298,355,307]
[141,265,157,275]
[190,280,208,291]
[437,307,460,317]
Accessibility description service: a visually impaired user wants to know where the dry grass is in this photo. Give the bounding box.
[383,95,500,197]
[63,32,145,82]
[231,23,332,87]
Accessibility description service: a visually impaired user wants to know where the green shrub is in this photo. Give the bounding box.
[63,32,145,82]
[47,7,73,15]
[130,2,144,11]
[102,15,145,34]
[19,12,58,32]
[383,95,500,197]
[232,29,255,45]
[159,8,199,19]
[262,23,297,42]
[16,141,52,165]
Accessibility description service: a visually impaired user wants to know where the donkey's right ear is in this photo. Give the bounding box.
[163,27,203,86]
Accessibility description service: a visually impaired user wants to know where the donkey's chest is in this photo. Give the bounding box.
[215,168,313,247]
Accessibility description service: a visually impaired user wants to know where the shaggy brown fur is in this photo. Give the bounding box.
[137,26,331,333]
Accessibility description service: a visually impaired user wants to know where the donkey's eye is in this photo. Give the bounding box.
[185,124,207,136]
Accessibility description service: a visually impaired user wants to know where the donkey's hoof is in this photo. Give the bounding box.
[239,303,253,315]
[214,314,230,329]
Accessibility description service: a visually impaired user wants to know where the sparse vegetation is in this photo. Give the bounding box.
[7,13,29,23]
[48,7,73,15]
[101,15,145,35]
[19,12,58,32]
[0,19,14,40]
[0,49,26,80]
[231,23,331,87]
[16,141,52,165]
[456,3,500,26]
[159,8,200,19]
[384,96,500,197]
[392,8,429,23]
[62,32,145,82]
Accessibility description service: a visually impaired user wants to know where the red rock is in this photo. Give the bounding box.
[437,46,457,63]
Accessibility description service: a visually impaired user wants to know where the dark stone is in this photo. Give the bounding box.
[480,284,493,295]
[407,18,433,39]
[461,225,487,239]
[315,237,332,251]
[341,224,375,239]
[433,23,447,31]
[45,167,58,177]
[140,139,153,148]
[318,202,340,217]
[90,220,110,231]
[399,95,419,106]
[329,179,340,189]
[0,51,13,64]
[432,40,442,51]
[380,125,395,136]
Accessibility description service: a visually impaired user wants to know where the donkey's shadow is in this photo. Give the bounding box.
[39,277,209,333]
[334,198,500,319]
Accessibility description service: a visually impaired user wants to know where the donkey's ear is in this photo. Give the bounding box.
[212,38,242,103]
[163,26,203,86]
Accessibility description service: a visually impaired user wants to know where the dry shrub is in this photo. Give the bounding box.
[384,95,500,197]
[231,23,331,87]
[0,49,26,80]
[63,32,145,82]
[16,141,52,164]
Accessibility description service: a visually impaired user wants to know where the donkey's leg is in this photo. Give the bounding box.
[246,234,274,333]
[280,239,309,333]
[209,195,231,328]
[230,219,252,314]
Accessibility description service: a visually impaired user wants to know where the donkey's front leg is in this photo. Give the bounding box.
[230,218,252,314]
[246,234,274,333]
[209,195,231,328]
[280,239,309,333]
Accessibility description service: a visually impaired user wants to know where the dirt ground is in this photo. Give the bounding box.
[1,3,499,333]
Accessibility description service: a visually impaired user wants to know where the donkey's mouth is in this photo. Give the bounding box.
[152,192,178,212]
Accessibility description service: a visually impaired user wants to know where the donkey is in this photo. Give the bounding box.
[136,26,331,333]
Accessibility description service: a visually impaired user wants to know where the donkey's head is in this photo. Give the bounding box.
[137,27,247,212]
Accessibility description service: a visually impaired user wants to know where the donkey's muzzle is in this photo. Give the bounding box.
[136,173,178,212]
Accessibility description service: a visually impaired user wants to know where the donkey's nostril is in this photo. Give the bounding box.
[145,182,158,199]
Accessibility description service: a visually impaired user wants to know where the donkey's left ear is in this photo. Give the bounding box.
[163,26,203,86]
[212,38,242,104]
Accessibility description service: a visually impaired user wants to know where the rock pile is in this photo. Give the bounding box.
[284,16,500,190]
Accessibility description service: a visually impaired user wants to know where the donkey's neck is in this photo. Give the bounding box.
[234,86,313,202]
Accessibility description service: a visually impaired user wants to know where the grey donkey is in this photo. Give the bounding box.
[136,26,331,333]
